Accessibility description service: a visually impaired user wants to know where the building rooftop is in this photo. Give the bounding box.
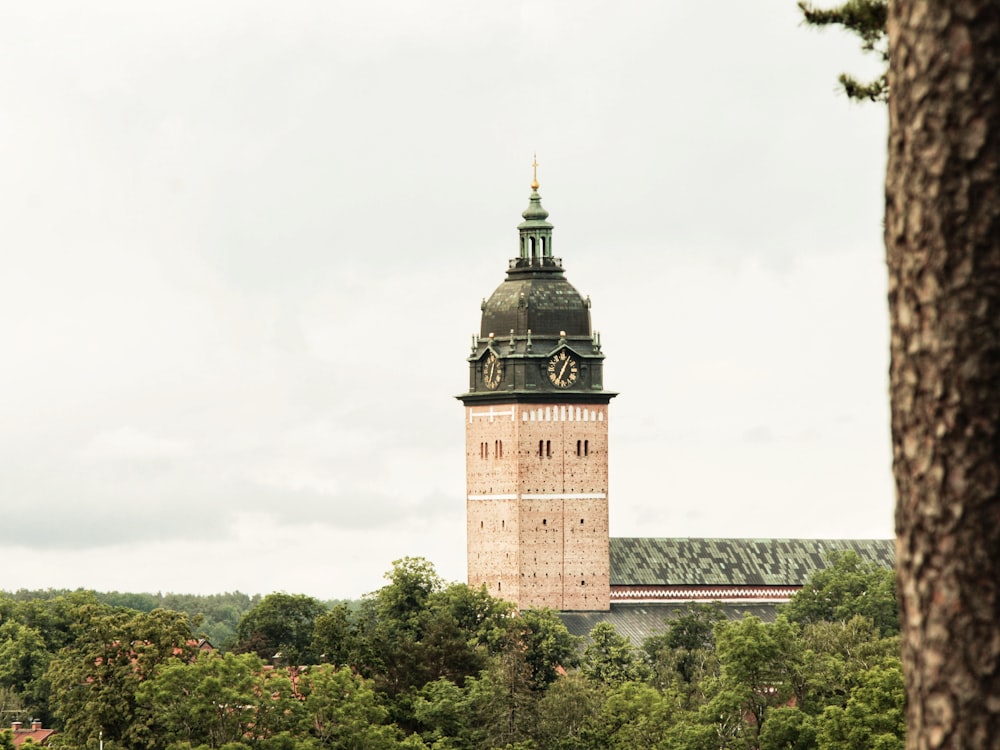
[559,601,783,643]
[610,537,894,587]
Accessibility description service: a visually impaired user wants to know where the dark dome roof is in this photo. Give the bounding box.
[480,272,591,339]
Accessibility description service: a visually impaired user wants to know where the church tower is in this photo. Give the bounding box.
[458,165,615,611]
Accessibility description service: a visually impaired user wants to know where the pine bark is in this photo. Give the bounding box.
[886,2,1000,748]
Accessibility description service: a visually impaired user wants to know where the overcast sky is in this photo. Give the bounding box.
[0,2,891,600]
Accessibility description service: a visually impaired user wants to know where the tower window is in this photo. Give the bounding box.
[576,439,581,456]
[538,439,544,457]
[546,440,551,458]
[584,440,589,456]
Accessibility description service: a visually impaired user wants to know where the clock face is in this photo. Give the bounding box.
[547,351,578,389]
[483,351,504,390]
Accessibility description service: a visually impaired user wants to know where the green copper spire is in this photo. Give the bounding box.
[517,155,555,265]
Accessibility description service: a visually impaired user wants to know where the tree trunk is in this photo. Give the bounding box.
[886,2,1000,747]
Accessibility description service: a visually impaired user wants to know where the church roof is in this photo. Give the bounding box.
[479,182,591,340]
[480,274,591,339]
[610,537,894,587]
[559,602,782,642]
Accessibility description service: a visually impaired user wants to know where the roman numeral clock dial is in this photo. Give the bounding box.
[483,351,503,390]
[547,351,578,388]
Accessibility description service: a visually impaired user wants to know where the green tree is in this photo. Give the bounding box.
[708,615,801,749]
[511,610,580,690]
[464,659,536,750]
[297,664,412,749]
[581,623,648,687]
[587,682,678,750]
[354,563,515,710]
[4,590,109,653]
[375,558,443,636]
[139,652,298,749]
[310,603,356,668]
[643,602,724,695]
[234,593,326,666]
[46,607,196,750]
[0,687,25,724]
[532,674,600,750]
[0,621,51,721]
[411,677,476,749]
[355,558,447,696]
[795,616,900,715]
[814,660,904,750]
[798,0,888,101]
[758,706,817,750]
[431,583,514,651]
[157,592,260,649]
[782,551,898,635]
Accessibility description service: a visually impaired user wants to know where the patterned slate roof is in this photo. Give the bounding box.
[481,273,591,339]
[559,602,782,643]
[610,538,894,587]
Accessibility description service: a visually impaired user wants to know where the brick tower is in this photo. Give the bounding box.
[458,166,615,611]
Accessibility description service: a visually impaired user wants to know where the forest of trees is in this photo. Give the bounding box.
[0,552,901,750]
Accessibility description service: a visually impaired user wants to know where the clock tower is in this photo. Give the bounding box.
[459,167,614,611]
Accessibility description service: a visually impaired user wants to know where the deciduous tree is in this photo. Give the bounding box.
[46,608,195,750]
[139,652,298,749]
[782,551,898,635]
[581,623,649,687]
[234,593,325,666]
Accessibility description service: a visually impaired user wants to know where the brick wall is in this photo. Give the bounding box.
[466,402,610,611]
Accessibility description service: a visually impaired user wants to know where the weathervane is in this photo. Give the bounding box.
[531,153,539,191]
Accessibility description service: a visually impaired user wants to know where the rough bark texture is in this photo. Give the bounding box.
[886,2,1000,748]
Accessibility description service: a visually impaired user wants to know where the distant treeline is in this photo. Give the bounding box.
[0,588,358,650]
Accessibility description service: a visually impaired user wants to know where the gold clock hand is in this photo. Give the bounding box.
[558,357,570,381]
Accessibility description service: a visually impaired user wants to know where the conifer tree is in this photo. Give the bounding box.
[799,0,888,101]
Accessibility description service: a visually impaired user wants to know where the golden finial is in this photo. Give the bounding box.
[531,153,539,191]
